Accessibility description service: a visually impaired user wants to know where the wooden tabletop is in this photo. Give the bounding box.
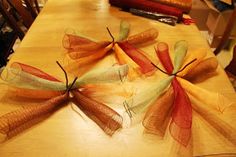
[0,0,236,156]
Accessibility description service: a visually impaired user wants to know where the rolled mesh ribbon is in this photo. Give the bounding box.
[0,62,128,136]
[76,64,129,85]
[72,90,123,136]
[172,40,188,74]
[177,48,207,77]
[114,43,140,79]
[63,22,158,78]
[178,77,233,112]
[11,62,61,82]
[0,73,67,136]
[143,86,174,136]
[8,86,64,99]
[183,57,218,82]
[153,41,192,146]
[126,76,173,116]
[179,76,236,147]
[170,78,192,147]
[125,40,233,149]
[155,42,174,74]
[63,33,110,52]
[123,28,159,45]
[118,42,156,75]
[189,93,236,145]
[123,41,192,146]
[109,0,183,22]
[152,0,192,13]
[1,62,66,91]
[152,40,234,147]
[0,93,68,136]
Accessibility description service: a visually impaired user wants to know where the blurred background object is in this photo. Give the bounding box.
[109,0,184,22]
[151,0,192,13]
[0,0,41,67]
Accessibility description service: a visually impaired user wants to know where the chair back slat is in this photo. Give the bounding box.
[225,45,236,76]
[0,0,40,67]
[214,7,236,55]
[7,0,35,28]
[0,1,25,39]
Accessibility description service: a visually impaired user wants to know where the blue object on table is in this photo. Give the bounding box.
[212,0,234,11]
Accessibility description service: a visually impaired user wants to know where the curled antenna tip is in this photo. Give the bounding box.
[56,61,69,89]
[106,27,114,43]
[151,62,170,76]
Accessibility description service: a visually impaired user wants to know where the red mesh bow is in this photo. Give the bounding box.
[0,62,123,137]
[145,42,192,146]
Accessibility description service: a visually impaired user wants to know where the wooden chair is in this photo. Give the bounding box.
[0,0,39,67]
[225,45,236,76]
[6,0,37,29]
[24,0,40,18]
[0,0,25,39]
[214,7,236,55]
[224,45,236,90]
[0,0,40,39]
[211,3,236,89]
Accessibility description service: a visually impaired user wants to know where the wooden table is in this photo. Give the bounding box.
[0,0,236,156]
